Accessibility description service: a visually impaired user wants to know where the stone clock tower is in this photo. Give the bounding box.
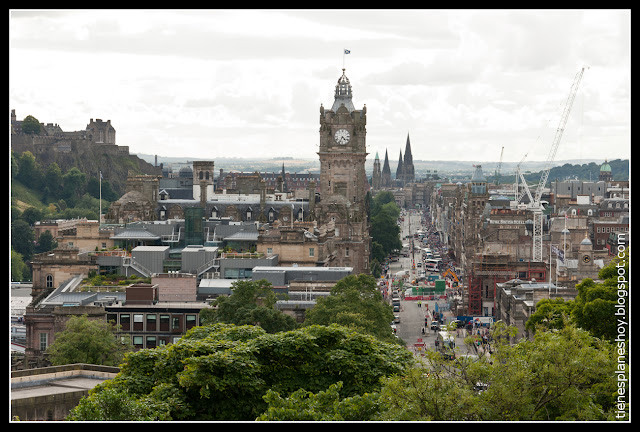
[315,68,370,274]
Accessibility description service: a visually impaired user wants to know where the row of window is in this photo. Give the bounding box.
[106,312,198,333]
[596,226,628,233]
[266,247,316,257]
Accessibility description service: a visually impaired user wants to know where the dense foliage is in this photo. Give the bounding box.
[258,322,620,421]
[303,274,398,344]
[46,315,132,367]
[67,323,413,421]
[199,279,298,333]
[369,190,402,263]
[526,249,630,343]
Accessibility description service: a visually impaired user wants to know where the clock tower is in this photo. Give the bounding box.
[316,68,370,274]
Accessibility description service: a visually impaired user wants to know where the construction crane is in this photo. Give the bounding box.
[521,66,588,262]
[494,146,504,185]
[513,153,528,204]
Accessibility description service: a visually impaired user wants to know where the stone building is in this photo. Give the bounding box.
[372,152,381,191]
[381,149,392,188]
[314,68,370,274]
[495,280,578,341]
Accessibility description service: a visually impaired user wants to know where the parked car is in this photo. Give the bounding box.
[394,315,400,323]
[430,321,440,331]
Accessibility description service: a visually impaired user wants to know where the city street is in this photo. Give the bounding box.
[387,210,471,358]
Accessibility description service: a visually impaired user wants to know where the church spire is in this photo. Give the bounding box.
[396,150,404,185]
[403,132,415,184]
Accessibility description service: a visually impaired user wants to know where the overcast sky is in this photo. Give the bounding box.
[9,9,631,166]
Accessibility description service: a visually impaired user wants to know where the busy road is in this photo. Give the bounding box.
[384,209,474,358]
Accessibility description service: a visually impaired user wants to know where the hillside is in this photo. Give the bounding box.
[11,137,161,197]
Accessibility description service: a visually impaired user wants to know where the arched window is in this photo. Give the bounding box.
[46,275,53,288]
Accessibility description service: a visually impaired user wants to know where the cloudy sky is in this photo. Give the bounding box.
[9,9,630,166]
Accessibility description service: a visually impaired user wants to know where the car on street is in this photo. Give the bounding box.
[394,315,400,323]
[451,319,466,328]
[430,321,440,330]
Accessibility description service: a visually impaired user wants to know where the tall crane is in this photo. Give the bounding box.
[522,66,587,262]
[494,146,504,185]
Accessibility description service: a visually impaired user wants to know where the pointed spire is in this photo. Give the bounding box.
[382,149,390,171]
[396,150,404,181]
[404,133,413,163]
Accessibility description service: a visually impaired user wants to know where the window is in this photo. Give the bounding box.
[133,314,144,331]
[309,248,315,257]
[146,314,157,331]
[345,247,350,257]
[39,333,48,351]
[46,275,53,288]
[120,314,130,331]
[267,247,273,255]
[160,315,170,331]
[146,336,157,349]
[186,315,197,330]
[172,316,181,331]
[133,336,144,348]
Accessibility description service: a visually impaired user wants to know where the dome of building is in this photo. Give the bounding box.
[600,160,612,173]
[179,165,193,178]
[580,236,592,246]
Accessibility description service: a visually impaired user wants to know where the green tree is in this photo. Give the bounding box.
[525,298,574,333]
[369,191,402,257]
[67,323,413,421]
[20,206,43,226]
[304,274,397,343]
[526,250,629,343]
[61,167,87,207]
[572,249,629,342]
[16,151,42,190]
[11,219,34,261]
[46,314,131,366]
[35,230,57,254]
[258,382,382,421]
[21,115,41,135]
[11,249,30,282]
[376,322,617,421]
[43,162,63,199]
[200,279,298,333]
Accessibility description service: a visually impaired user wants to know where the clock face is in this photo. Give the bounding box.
[582,255,591,264]
[334,128,350,145]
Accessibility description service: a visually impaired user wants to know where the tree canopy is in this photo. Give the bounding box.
[526,248,629,343]
[46,315,132,367]
[199,279,298,333]
[259,322,620,421]
[303,274,398,344]
[67,323,413,421]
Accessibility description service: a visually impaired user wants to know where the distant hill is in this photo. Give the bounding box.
[138,154,629,183]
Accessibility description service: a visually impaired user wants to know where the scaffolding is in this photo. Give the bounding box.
[467,252,548,316]
[468,253,513,316]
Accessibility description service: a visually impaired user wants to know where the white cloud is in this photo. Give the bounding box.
[9,9,630,165]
